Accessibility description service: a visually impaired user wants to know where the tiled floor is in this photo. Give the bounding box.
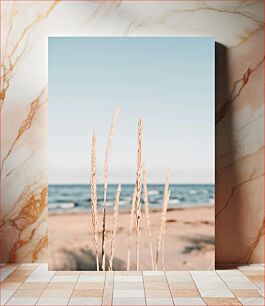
[0,264,264,305]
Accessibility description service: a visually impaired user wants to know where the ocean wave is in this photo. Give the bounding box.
[49,202,76,209]
[148,190,160,195]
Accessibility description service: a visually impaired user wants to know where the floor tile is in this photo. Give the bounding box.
[0,289,16,298]
[55,271,80,276]
[46,282,76,290]
[68,297,102,305]
[169,282,197,289]
[145,290,171,298]
[254,282,264,290]
[144,282,169,290]
[195,282,228,290]
[102,289,112,305]
[146,297,174,305]
[167,275,193,282]
[113,289,145,297]
[166,271,190,276]
[220,275,251,282]
[247,275,264,282]
[143,271,165,276]
[173,297,206,305]
[203,297,241,305]
[0,282,22,290]
[71,289,103,297]
[50,275,78,282]
[112,297,146,305]
[40,289,72,298]
[238,297,265,305]
[217,269,244,276]
[78,275,105,282]
[75,282,104,290]
[19,282,48,290]
[6,297,38,305]
[0,267,18,282]
[258,290,264,297]
[37,298,69,305]
[114,275,143,282]
[199,289,234,297]
[170,289,200,297]
[1,297,10,305]
[232,289,262,298]
[115,271,142,276]
[241,270,264,276]
[144,276,167,282]
[80,271,105,275]
[237,264,264,271]
[114,282,144,290]
[12,290,43,298]
[225,282,258,289]
[25,276,54,283]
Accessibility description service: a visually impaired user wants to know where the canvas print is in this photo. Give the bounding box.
[48,37,214,271]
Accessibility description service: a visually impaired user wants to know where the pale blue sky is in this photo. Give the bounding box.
[48,37,214,184]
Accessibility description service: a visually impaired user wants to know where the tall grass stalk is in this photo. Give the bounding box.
[90,132,99,271]
[161,190,171,270]
[127,188,136,271]
[101,109,119,271]
[143,165,154,270]
[155,171,170,270]
[135,119,143,271]
[108,184,121,271]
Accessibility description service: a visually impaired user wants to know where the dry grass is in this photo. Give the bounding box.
[127,188,136,271]
[108,184,121,271]
[90,132,99,271]
[101,109,120,271]
[161,189,171,270]
[155,170,170,271]
[143,165,154,270]
[135,119,143,271]
[89,112,174,272]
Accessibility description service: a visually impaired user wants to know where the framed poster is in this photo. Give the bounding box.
[48,37,214,271]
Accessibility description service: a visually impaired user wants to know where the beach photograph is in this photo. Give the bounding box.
[48,37,215,271]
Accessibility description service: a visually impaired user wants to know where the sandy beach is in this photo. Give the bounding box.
[48,205,214,271]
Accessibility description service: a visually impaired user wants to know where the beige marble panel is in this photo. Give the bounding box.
[0,0,264,263]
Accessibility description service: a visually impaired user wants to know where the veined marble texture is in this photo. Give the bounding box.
[0,1,264,263]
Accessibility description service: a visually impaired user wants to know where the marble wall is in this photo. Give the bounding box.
[1,1,264,264]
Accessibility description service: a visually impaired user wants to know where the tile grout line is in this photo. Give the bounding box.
[67,271,80,305]
[101,271,107,306]
[142,271,147,306]
[164,270,175,305]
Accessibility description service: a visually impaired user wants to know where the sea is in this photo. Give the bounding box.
[48,184,214,213]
